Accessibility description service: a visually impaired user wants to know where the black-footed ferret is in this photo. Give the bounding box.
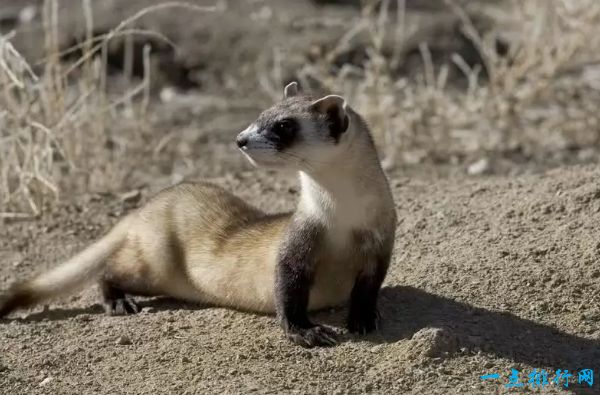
[0,82,397,347]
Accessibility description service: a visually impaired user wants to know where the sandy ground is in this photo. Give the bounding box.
[1,0,600,394]
[1,165,599,394]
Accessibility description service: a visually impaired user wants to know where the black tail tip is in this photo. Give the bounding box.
[0,284,36,319]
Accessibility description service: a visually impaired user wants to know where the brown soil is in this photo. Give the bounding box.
[2,166,599,394]
[1,1,599,394]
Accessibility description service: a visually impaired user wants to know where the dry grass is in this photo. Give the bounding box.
[2,0,599,216]
[0,0,214,217]
[297,0,600,167]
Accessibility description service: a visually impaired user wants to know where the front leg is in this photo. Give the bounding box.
[347,246,392,335]
[275,219,337,348]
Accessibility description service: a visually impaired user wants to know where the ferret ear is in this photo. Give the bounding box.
[310,95,349,141]
[283,81,299,98]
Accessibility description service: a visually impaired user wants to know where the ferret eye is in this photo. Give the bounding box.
[269,118,298,149]
[275,119,293,132]
[273,119,297,136]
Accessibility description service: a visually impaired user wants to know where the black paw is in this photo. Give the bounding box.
[347,308,380,335]
[104,297,140,316]
[285,324,338,348]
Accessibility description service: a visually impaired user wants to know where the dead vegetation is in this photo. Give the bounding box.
[1,0,599,216]
[297,0,600,167]
[0,0,213,217]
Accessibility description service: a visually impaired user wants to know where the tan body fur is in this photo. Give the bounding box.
[101,179,377,314]
[107,182,288,313]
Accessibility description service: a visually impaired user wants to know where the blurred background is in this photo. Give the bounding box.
[1,0,599,215]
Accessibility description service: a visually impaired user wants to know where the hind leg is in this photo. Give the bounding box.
[101,281,140,316]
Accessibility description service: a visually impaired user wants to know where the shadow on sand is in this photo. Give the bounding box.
[0,297,205,323]
[2,286,598,393]
[373,286,599,367]
[364,286,599,395]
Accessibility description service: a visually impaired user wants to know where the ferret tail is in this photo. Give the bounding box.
[0,217,132,318]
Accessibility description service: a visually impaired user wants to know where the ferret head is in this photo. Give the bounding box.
[236,82,353,171]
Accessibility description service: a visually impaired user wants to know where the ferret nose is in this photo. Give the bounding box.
[236,135,248,148]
